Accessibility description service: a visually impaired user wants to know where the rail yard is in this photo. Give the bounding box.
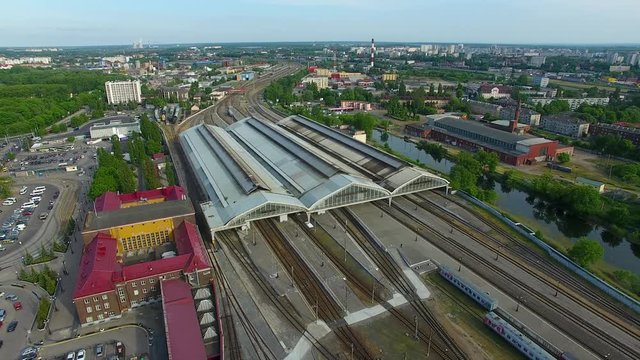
[162,63,640,360]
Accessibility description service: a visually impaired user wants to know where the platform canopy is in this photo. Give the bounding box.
[180,116,449,234]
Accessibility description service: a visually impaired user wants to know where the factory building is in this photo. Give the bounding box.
[407,114,558,166]
[73,221,212,325]
[105,80,142,105]
[82,187,195,256]
[89,119,140,139]
[179,115,449,239]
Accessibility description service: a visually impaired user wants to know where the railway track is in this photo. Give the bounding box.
[331,208,468,360]
[429,191,640,328]
[207,239,278,359]
[384,197,640,359]
[214,230,339,359]
[255,219,374,359]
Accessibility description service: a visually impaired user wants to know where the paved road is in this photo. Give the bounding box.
[0,285,43,360]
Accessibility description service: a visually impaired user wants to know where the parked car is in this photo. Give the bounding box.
[95,343,105,357]
[66,351,75,360]
[15,224,26,231]
[13,301,22,310]
[0,308,5,321]
[2,200,14,206]
[116,341,125,358]
[47,204,53,210]
[76,349,86,360]
[19,187,28,195]
[7,320,18,332]
[4,293,17,301]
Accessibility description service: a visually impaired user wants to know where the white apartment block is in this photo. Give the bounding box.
[301,76,328,90]
[540,116,590,138]
[105,80,142,105]
[530,97,609,110]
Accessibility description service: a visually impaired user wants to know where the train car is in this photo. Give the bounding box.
[438,266,498,311]
[484,312,555,360]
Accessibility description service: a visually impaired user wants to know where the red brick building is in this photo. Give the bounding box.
[407,116,559,166]
[73,221,212,325]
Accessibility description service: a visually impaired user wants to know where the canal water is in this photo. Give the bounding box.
[372,129,639,274]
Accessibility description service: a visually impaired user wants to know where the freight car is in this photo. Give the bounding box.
[484,312,555,360]
[438,266,498,311]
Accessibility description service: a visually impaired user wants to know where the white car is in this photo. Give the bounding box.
[2,200,14,206]
[19,186,28,195]
[21,201,35,209]
[66,351,75,360]
[6,197,16,203]
[76,349,86,360]
[15,223,26,231]
[31,196,42,202]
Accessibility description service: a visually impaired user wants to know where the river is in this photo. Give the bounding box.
[372,129,640,274]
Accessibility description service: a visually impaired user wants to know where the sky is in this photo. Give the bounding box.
[2,0,639,47]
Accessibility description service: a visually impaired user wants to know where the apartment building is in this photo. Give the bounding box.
[105,80,142,105]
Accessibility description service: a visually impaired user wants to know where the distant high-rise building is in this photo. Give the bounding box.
[370,38,375,67]
[105,80,142,105]
[628,52,639,66]
[529,56,546,68]
[532,75,549,88]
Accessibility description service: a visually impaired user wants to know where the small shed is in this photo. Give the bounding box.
[576,177,605,193]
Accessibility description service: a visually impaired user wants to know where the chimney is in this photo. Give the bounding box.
[510,100,521,133]
[370,38,375,68]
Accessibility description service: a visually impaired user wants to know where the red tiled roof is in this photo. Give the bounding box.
[152,153,166,161]
[122,254,191,280]
[74,220,207,299]
[73,233,121,299]
[161,279,207,360]
[94,186,186,212]
[94,192,122,213]
[174,221,211,273]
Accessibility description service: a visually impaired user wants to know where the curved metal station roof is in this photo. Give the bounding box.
[179,115,449,233]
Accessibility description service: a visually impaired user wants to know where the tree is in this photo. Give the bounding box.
[398,81,407,97]
[568,237,604,267]
[111,135,122,159]
[474,150,499,173]
[7,152,16,161]
[165,161,177,186]
[66,136,75,143]
[557,153,571,163]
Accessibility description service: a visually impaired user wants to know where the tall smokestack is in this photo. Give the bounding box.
[510,100,522,133]
[370,38,375,67]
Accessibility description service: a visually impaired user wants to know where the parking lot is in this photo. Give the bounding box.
[38,325,150,360]
[0,184,59,254]
[0,285,41,360]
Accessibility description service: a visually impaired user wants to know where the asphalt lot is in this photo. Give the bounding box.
[0,285,42,360]
[38,325,150,360]
[0,184,59,255]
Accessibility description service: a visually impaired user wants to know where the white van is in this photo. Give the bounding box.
[30,190,44,197]
[21,201,35,209]
[33,186,46,192]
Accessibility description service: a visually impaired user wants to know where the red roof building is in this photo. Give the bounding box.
[161,279,207,360]
[94,186,186,212]
[73,221,212,325]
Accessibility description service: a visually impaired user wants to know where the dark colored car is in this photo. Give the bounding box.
[53,191,60,199]
[7,320,18,332]
[115,341,125,359]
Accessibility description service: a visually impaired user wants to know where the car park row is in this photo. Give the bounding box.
[0,186,57,243]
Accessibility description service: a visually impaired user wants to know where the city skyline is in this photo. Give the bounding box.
[2,0,639,47]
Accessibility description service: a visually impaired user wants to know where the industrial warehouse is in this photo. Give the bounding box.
[179,115,449,237]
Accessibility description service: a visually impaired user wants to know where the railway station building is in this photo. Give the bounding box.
[179,115,449,240]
